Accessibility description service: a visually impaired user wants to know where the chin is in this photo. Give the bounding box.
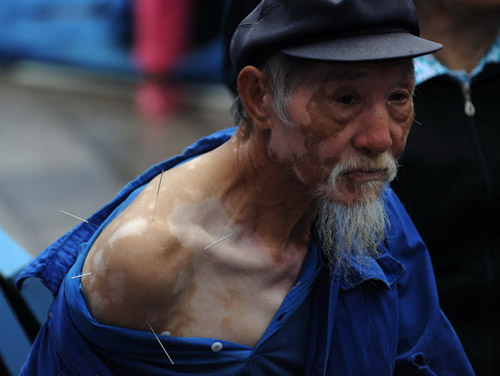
[327,182,384,206]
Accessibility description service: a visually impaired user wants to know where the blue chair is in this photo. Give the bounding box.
[0,228,52,375]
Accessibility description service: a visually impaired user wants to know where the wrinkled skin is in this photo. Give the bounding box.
[264,60,414,203]
[82,59,415,347]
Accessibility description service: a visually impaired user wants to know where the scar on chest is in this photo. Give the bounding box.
[107,217,148,246]
[167,195,235,248]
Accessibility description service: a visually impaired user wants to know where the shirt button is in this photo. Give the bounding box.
[211,341,223,352]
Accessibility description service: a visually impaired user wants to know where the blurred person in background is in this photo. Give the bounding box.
[392,1,500,374]
[133,0,226,122]
[133,0,191,122]
[16,0,475,374]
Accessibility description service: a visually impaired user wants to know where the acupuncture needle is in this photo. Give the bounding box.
[146,320,175,365]
[152,170,164,221]
[59,210,97,227]
[204,233,234,250]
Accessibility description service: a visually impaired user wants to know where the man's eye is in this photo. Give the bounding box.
[337,95,357,104]
[390,92,409,103]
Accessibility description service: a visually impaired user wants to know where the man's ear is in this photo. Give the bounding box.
[237,66,272,130]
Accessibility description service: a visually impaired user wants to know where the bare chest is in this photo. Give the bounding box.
[153,243,307,347]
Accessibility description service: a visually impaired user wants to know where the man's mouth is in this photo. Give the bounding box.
[325,154,398,198]
[342,169,387,184]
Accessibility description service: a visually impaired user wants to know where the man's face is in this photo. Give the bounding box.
[267,59,415,205]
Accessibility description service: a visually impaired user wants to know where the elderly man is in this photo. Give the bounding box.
[17,0,474,375]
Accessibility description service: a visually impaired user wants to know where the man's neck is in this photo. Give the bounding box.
[417,4,500,72]
[208,129,317,249]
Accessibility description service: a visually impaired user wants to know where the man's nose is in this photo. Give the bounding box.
[352,104,393,154]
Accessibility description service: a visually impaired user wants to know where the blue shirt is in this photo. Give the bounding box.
[17,128,474,375]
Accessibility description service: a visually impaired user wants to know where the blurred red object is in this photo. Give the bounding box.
[133,0,191,122]
[135,80,182,124]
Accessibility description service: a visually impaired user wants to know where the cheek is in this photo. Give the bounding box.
[393,118,413,159]
[400,106,413,142]
[269,126,307,160]
[293,136,341,186]
[289,88,313,125]
[317,137,342,160]
[401,120,412,141]
[301,107,344,167]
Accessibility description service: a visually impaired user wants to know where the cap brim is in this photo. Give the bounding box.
[282,32,442,62]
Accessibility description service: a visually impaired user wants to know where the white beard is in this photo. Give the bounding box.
[316,153,398,278]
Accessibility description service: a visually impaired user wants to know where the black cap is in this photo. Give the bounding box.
[229,0,442,71]
[222,0,262,94]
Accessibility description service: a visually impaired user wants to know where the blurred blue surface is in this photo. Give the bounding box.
[0,228,32,279]
[0,286,32,376]
[173,37,225,84]
[0,228,53,375]
[0,0,134,73]
[0,0,231,84]
[18,277,53,326]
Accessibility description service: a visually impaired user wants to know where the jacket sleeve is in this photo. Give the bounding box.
[385,189,475,375]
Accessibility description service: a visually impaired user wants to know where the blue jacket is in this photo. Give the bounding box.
[17,128,474,375]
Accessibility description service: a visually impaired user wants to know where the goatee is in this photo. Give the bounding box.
[316,154,398,279]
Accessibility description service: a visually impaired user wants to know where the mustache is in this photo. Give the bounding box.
[329,153,399,191]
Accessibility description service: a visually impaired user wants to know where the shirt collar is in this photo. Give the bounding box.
[415,30,500,85]
[337,248,405,291]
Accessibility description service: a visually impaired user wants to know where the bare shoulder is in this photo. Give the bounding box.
[81,172,196,331]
